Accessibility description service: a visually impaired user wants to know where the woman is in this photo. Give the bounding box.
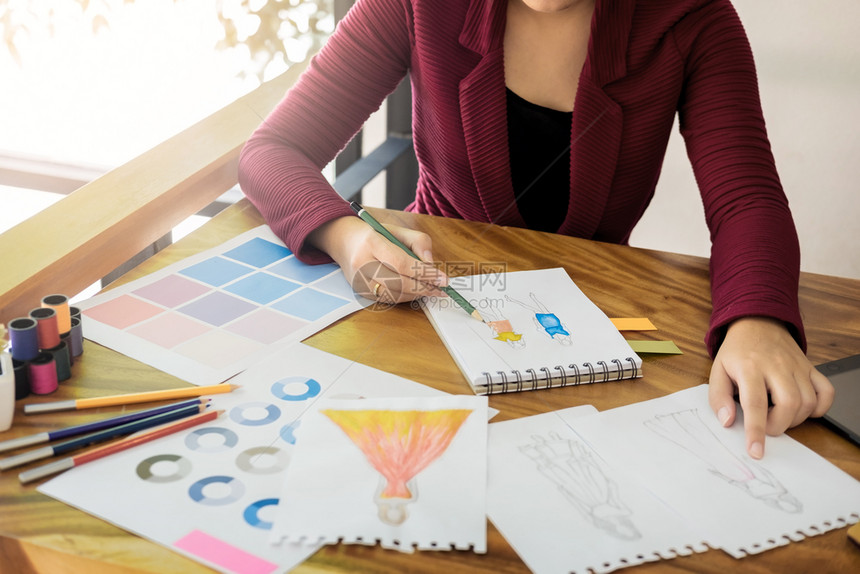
[238,0,834,459]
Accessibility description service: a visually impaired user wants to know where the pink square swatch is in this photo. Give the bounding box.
[175,330,262,369]
[82,295,164,329]
[127,312,209,349]
[133,274,211,308]
[226,308,307,344]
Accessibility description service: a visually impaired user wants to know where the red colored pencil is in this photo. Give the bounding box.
[19,409,223,484]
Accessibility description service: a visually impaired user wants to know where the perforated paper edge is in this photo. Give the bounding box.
[725,512,860,558]
[271,532,487,555]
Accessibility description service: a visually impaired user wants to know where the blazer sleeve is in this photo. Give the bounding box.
[674,0,805,356]
[238,0,412,263]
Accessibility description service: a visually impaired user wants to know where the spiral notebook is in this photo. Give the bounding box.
[421,267,642,395]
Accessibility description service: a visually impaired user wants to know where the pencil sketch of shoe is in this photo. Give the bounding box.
[505,293,572,345]
[644,409,802,513]
[520,432,641,540]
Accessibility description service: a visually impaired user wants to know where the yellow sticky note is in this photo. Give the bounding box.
[610,318,657,331]
[626,340,682,355]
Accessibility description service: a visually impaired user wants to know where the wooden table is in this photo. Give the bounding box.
[2,199,858,573]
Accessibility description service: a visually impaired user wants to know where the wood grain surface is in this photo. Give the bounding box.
[1,199,857,573]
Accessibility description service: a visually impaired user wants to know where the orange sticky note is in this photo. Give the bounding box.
[610,318,656,331]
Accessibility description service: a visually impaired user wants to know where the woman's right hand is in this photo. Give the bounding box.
[307,215,447,304]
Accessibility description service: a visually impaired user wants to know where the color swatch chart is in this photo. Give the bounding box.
[39,344,448,574]
[79,226,367,386]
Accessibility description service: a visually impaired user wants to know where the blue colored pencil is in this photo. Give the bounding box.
[0,398,209,454]
[0,403,206,470]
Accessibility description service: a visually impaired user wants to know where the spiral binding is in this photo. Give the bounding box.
[480,356,640,394]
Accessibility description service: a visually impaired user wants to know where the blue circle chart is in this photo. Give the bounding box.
[235,446,289,474]
[243,498,279,529]
[229,402,281,426]
[271,376,321,402]
[136,454,192,483]
[184,427,239,453]
[279,420,301,445]
[188,475,246,506]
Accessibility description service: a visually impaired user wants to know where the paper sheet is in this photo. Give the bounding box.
[39,344,448,573]
[271,395,488,553]
[569,385,860,557]
[487,405,707,574]
[78,226,367,386]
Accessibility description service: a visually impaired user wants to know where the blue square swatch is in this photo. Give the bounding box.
[179,257,253,287]
[224,272,302,305]
[314,273,357,300]
[272,289,350,321]
[223,238,292,268]
[268,258,340,283]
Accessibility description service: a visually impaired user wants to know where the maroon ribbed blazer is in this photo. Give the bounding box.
[238,0,804,356]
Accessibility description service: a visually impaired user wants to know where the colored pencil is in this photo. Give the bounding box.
[24,382,238,414]
[19,409,223,484]
[1,403,206,470]
[0,398,209,454]
[349,202,484,322]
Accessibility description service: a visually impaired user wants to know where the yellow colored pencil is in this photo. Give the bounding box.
[24,383,238,415]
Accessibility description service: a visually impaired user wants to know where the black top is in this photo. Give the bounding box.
[506,88,573,233]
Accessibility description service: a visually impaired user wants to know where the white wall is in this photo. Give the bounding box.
[629,0,860,279]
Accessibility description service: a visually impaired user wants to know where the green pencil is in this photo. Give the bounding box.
[349,202,484,322]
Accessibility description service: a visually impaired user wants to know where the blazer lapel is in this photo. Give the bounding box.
[558,0,634,238]
[458,0,525,227]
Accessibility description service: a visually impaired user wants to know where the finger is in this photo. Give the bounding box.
[782,367,821,429]
[762,370,802,436]
[372,245,444,301]
[389,226,436,266]
[707,361,737,428]
[386,226,448,286]
[809,367,835,418]
[735,371,769,459]
[789,375,819,428]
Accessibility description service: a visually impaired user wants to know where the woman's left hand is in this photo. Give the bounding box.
[708,316,834,459]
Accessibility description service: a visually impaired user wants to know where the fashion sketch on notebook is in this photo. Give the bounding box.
[421,267,641,394]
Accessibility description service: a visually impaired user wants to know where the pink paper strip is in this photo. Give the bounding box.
[174,530,278,574]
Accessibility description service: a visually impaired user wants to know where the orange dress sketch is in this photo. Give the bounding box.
[322,408,473,524]
[482,306,525,349]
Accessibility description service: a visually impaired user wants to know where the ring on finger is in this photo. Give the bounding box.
[372,282,381,297]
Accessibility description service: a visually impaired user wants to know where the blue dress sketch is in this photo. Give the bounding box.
[505,293,572,345]
[520,433,640,540]
[644,409,802,513]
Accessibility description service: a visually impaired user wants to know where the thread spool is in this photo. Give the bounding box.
[42,294,72,335]
[28,353,59,395]
[46,341,72,382]
[29,307,61,350]
[9,317,40,362]
[13,359,30,400]
[70,306,81,322]
[68,316,84,358]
